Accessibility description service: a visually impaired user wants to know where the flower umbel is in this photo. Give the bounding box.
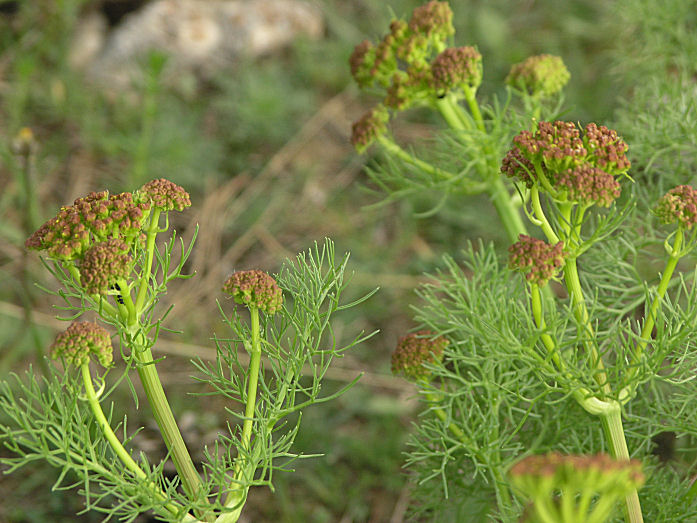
[655,185,697,229]
[555,164,621,207]
[25,190,150,260]
[391,330,447,381]
[430,46,483,92]
[50,321,113,368]
[139,178,192,212]
[509,235,565,286]
[79,239,132,295]
[222,270,283,314]
[505,54,570,97]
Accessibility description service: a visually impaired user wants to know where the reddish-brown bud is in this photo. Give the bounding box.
[50,321,113,368]
[223,270,283,314]
[655,185,697,229]
[391,330,447,381]
[508,235,565,287]
[139,179,191,212]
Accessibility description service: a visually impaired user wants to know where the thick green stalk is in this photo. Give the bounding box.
[132,340,204,505]
[80,363,186,518]
[600,406,643,523]
[123,207,205,509]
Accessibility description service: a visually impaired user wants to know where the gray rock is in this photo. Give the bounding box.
[71,0,324,89]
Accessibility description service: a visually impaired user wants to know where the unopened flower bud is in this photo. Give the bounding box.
[50,321,113,368]
[223,270,283,314]
[506,55,570,97]
[391,330,447,381]
[431,46,482,92]
[350,105,389,153]
[139,178,191,212]
[508,235,565,287]
[79,239,131,295]
[11,127,37,157]
[655,185,697,229]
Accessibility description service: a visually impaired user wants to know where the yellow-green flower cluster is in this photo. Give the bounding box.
[510,452,644,523]
[506,54,570,97]
[222,270,283,314]
[50,321,113,368]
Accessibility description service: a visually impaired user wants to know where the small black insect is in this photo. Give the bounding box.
[111,283,125,305]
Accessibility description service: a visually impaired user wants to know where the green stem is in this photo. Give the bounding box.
[530,284,565,371]
[622,228,683,401]
[463,86,485,133]
[131,336,205,510]
[600,406,643,523]
[223,306,262,513]
[563,258,611,395]
[80,363,185,518]
[135,208,162,314]
[531,187,560,244]
[489,177,528,244]
[434,94,471,131]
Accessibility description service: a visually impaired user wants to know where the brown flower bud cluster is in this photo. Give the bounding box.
[501,121,630,208]
[350,105,390,153]
[510,452,644,523]
[391,330,448,381]
[555,165,620,208]
[508,235,566,287]
[505,54,570,97]
[431,46,482,92]
[50,321,113,368]
[655,185,697,229]
[223,269,283,314]
[139,178,191,212]
[79,239,132,295]
[25,191,151,260]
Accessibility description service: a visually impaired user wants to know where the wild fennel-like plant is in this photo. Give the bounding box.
[350,2,697,521]
[0,179,374,522]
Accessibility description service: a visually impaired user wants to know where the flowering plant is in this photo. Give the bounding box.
[1,179,374,522]
[350,2,697,522]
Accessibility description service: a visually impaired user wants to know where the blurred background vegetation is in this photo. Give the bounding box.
[0,0,695,521]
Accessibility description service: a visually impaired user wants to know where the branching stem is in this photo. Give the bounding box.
[80,363,185,519]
